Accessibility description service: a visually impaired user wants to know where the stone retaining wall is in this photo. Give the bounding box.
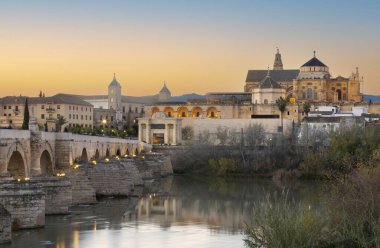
[81,161,143,197]
[32,177,72,214]
[0,204,11,244]
[66,169,97,205]
[0,181,45,230]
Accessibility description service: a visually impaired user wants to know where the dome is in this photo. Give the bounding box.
[301,57,327,67]
[259,70,281,89]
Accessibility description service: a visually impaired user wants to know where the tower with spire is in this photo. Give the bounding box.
[273,47,283,70]
[158,82,171,102]
[108,73,122,110]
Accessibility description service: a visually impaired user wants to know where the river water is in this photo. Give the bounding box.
[3,176,326,248]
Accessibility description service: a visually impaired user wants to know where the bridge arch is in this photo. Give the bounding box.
[8,151,26,179]
[40,150,53,176]
[6,142,28,179]
[81,148,88,163]
[94,149,100,160]
[105,148,110,159]
[116,148,121,156]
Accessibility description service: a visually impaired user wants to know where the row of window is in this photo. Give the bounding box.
[68,105,92,112]
[121,106,144,114]
[3,106,20,110]
[68,114,92,121]
[68,124,93,128]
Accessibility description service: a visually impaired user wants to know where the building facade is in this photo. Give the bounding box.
[0,94,93,131]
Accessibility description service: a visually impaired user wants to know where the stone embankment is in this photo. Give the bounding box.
[0,204,11,244]
[66,153,172,201]
[0,152,173,243]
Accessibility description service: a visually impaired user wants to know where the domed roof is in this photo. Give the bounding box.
[259,70,281,89]
[159,83,171,95]
[109,73,121,87]
[301,51,327,67]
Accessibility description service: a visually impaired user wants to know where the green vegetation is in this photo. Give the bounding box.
[302,102,311,116]
[21,98,29,130]
[244,192,325,248]
[245,168,380,248]
[275,97,287,134]
[68,126,137,138]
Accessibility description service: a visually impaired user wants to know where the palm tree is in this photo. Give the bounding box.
[56,116,67,132]
[302,102,311,116]
[276,97,287,134]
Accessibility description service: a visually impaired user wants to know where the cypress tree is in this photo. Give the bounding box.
[21,98,30,130]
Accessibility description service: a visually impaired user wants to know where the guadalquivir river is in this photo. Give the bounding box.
[4,176,327,248]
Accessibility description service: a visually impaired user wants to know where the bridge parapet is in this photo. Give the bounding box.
[0,130,151,179]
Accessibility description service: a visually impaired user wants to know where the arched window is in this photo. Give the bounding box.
[307,89,313,99]
[336,89,342,101]
[264,99,268,104]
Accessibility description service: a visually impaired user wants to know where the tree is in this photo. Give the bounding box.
[56,116,67,132]
[276,97,287,134]
[21,98,30,130]
[302,102,311,117]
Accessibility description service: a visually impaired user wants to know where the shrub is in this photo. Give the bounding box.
[244,192,326,248]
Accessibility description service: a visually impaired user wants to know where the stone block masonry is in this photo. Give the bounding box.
[0,204,11,244]
[66,169,97,205]
[0,180,45,230]
[32,177,72,214]
[80,161,143,197]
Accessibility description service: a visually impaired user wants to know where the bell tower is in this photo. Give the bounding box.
[273,47,283,70]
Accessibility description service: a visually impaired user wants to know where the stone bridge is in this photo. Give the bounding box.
[0,130,152,179]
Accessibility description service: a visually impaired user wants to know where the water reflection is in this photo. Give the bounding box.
[5,176,326,248]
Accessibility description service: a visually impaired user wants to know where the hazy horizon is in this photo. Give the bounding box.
[1,0,379,97]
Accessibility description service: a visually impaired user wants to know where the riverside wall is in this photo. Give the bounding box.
[0,152,172,246]
[0,204,11,244]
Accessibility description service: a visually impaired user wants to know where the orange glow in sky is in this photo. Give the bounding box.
[0,1,379,97]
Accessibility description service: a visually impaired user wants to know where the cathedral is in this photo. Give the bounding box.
[245,49,363,103]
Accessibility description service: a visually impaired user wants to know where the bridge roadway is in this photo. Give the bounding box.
[0,130,152,179]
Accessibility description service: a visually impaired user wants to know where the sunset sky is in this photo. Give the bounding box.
[1,0,379,97]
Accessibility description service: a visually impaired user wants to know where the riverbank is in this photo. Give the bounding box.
[0,153,172,244]
[2,176,326,248]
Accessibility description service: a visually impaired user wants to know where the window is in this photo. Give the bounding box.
[69,114,71,119]
[76,114,78,119]
[111,116,114,121]
[135,107,138,113]
[8,106,11,109]
[307,89,313,99]
[41,114,45,119]
[90,116,91,120]
[264,99,268,104]
[57,105,60,109]
[314,92,318,99]
[85,116,87,120]
[8,113,11,116]
[302,92,306,99]
[69,106,71,110]
[3,106,6,110]
[41,105,44,109]
[129,107,132,113]
[81,107,83,111]
[81,115,83,120]
[15,106,19,111]
[122,106,125,113]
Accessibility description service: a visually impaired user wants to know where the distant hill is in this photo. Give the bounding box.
[364,95,380,103]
